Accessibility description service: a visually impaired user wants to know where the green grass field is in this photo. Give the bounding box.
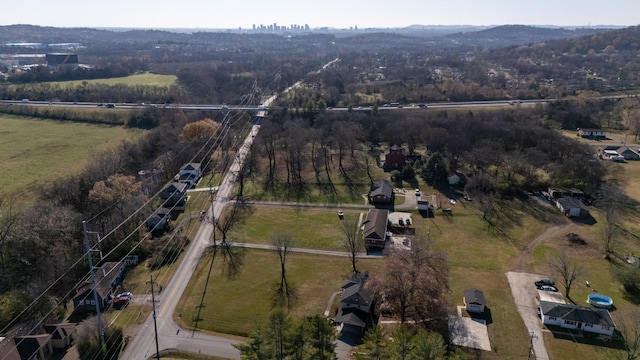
[228,207,364,250]
[0,115,141,196]
[46,72,177,88]
[176,248,383,337]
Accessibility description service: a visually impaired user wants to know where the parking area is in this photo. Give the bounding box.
[448,308,491,351]
[387,211,412,226]
[506,271,551,360]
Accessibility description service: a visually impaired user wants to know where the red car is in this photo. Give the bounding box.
[113,293,131,306]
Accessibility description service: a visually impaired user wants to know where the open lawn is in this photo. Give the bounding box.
[448,268,530,358]
[176,248,383,337]
[46,72,178,88]
[0,115,141,196]
[228,207,364,250]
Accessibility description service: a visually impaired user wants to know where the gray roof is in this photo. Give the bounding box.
[370,180,393,199]
[556,197,588,210]
[335,308,367,327]
[464,288,486,306]
[363,209,388,240]
[181,162,202,172]
[540,301,615,328]
[341,281,372,308]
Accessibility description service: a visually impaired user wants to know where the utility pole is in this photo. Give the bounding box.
[82,221,104,345]
[147,275,161,360]
[527,329,537,360]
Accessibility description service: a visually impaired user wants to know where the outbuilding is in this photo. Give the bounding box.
[464,288,486,314]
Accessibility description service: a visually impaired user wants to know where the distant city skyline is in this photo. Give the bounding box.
[1,0,638,30]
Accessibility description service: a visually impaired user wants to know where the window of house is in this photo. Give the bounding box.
[565,320,576,326]
[584,323,593,328]
[548,316,556,321]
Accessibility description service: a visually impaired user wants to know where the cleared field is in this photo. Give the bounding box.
[228,207,362,250]
[176,248,383,337]
[47,72,177,87]
[0,115,142,196]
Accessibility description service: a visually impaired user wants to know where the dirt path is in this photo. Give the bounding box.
[510,221,575,271]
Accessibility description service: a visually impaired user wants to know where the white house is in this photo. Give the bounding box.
[539,301,615,336]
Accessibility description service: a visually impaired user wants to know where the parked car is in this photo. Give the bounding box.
[535,279,555,287]
[538,285,558,292]
[415,189,421,196]
[405,218,411,225]
[113,293,131,306]
[398,219,404,226]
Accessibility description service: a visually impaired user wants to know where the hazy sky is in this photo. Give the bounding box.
[1,0,637,30]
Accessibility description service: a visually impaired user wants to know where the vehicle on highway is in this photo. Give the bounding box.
[534,279,555,287]
[106,103,115,108]
[538,285,558,292]
[418,103,428,108]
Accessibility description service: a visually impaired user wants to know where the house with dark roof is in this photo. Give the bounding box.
[72,261,126,312]
[146,207,171,231]
[556,197,590,218]
[369,180,393,204]
[539,300,615,335]
[13,334,53,360]
[618,147,640,160]
[335,273,373,335]
[160,182,188,206]
[463,288,486,314]
[362,209,389,251]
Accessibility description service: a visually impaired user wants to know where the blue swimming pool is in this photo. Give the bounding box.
[588,294,613,308]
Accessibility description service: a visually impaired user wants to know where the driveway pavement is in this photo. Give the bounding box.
[506,271,550,360]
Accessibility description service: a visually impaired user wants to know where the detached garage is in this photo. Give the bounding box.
[556,197,589,218]
[464,288,486,314]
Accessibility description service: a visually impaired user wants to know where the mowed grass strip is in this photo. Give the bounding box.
[0,115,141,195]
[229,207,359,250]
[46,72,178,87]
[177,248,382,337]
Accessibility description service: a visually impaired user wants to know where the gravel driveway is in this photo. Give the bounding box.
[506,271,550,360]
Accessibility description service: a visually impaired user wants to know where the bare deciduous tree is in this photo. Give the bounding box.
[340,214,362,274]
[548,252,584,302]
[270,232,296,308]
[595,183,629,260]
[615,308,640,360]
